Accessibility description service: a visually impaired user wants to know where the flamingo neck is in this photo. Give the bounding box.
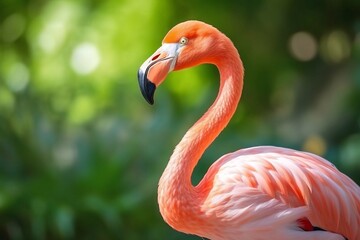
[158,40,244,231]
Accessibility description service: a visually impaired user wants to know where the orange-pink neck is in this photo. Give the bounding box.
[158,38,244,232]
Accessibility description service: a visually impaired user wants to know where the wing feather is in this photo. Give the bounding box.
[199,146,360,239]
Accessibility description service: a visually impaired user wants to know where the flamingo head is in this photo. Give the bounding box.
[137,20,222,104]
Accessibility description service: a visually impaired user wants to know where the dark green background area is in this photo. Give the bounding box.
[1,0,360,239]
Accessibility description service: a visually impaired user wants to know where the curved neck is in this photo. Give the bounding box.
[158,40,244,230]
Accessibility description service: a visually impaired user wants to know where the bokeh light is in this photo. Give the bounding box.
[70,43,101,75]
[341,134,360,168]
[37,1,78,54]
[302,134,327,156]
[5,62,29,92]
[289,31,318,61]
[1,13,25,42]
[320,30,351,63]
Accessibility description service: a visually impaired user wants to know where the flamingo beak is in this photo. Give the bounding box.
[137,43,179,105]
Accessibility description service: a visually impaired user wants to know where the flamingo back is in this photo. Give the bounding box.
[197,146,360,240]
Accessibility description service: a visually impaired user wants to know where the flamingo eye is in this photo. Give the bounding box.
[179,37,188,46]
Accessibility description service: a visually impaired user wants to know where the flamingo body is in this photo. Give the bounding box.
[137,20,360,240]
[198,146,359,240]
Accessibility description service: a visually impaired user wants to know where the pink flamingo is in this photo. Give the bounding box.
[137,20,360,240]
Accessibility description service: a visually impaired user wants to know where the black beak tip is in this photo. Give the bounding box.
[138,69,156,105]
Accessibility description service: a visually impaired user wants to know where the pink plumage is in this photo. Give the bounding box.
[138,20,360,240]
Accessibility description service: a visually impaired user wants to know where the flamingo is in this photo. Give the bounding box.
[137,20,360,240]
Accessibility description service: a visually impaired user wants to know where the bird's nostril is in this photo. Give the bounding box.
[152,54,160,61]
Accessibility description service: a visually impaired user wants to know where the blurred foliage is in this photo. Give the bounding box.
[1,0,360,239]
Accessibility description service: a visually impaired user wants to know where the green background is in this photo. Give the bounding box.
[1,0,360,239]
